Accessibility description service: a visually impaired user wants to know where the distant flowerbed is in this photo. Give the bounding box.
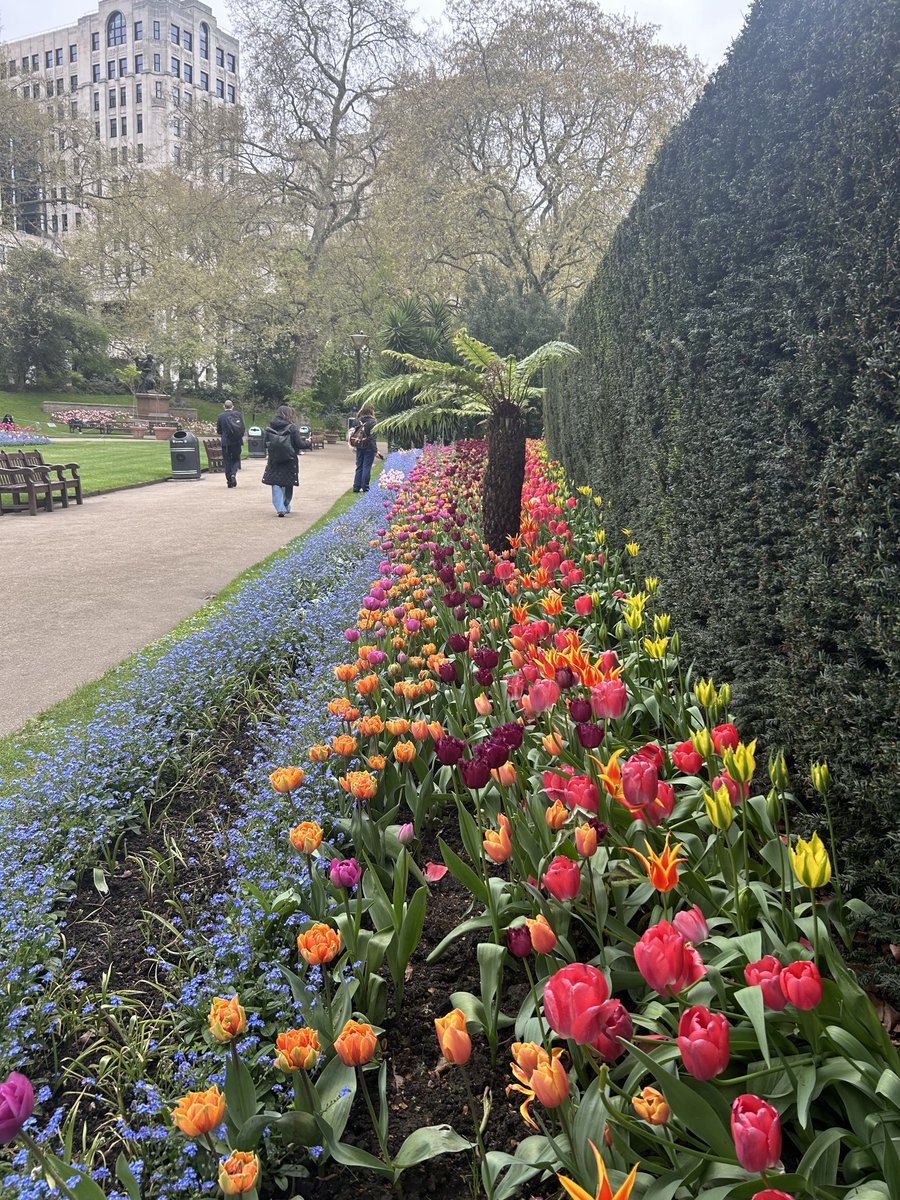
[0,423,51,446]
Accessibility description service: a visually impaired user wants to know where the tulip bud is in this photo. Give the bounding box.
[691,728,714,759]
[474,693,493,716]
[644,576,659,592]
[505,923,533,958]
[670,631,681,655]
[724,739,757,785]
[718,682,732,708]
[693,678,718,708]
[768,750,790,790]
[810,760,830,795]
[789,832,832,889]
[397,821,415,846]
[704,785,734,831]
[209,996,246,1043]
[632,1086,669,1125]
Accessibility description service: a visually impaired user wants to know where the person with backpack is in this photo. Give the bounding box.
[350,404,378,494]
[216,399,246,488]
[262,403,305,516]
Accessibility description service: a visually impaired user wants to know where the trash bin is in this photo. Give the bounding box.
[170,429,201,479]
[247,426,266,458]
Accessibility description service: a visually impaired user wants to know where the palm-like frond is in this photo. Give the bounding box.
[514,341,581,386]
[452,330,502,372]
[374,394,490,435]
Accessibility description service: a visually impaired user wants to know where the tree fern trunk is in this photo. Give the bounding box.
[483,414,526,552]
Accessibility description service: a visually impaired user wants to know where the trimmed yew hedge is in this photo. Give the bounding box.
[546,0,900,980]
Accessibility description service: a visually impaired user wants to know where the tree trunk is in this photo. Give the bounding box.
[291,323,318,390]
[482,413,526,552]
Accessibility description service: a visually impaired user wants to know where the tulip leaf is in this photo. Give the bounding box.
[428,914,494,962]
[398,885,428,967]
[326,1137,394,1175]
[393,1124,472,1169]
[234,1113,275,1150]
[38,1154,108,1200]
[795,1061,817,1128]
[276,1110,319,1145]
[733,984,770,1066]
[115,1155,142,1200]
[225,1052,258,1128]
[875,1068,900,1113]
[315,1054,356,1140]
[624,1041,734,1158]
[92,866,109,896]
[438,836,489,905]
[796,1125,849,1183]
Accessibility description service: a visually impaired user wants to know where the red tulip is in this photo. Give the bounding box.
[633,742,665,771]
[622,755,659,808]
[712,723,740,754]
[677,1005,730,1080]
[643,781,675,826]
[634,919,706,995]
[672,739,703,774]
[543,963,609,1043]
[574,594,593,615]
[779,960,823,1010]
[731,1094,782,1172]
[751,1191,795,1200]
[565,774,600,814]
[542,854,581,901]
[590,679,627,719]
[590,999,633,1062]
[744,956,787,1011]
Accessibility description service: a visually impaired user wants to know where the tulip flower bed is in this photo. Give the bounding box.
[4,440,899,1200]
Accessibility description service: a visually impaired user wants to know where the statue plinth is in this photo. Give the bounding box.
[135,392,171,418]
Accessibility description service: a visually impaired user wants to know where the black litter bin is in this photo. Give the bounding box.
[247,426,266,458]
[170,429,201,479]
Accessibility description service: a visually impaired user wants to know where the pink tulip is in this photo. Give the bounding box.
[744,956,787,1011]
[677,1005,730,1080]
[543,963,609,1043]
[672,905,709,945]
[634,920,706,995]
[590,679,627,719]
[731,1094,782,1172]
[779,960,823,1010]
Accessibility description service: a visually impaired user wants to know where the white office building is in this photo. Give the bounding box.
[1,0,240,238]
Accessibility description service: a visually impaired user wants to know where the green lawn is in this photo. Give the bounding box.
[44,439,209,494]
[0,390,246,433]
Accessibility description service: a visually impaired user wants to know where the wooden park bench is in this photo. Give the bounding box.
[0,463,55,515]
[310,433,326,450]
[203,438,224,472]
[0,449,82,506]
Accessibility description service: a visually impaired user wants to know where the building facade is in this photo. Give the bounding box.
[1,0,240,240]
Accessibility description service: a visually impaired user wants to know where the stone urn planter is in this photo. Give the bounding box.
[325,431,339,444]
[154,426,177,440]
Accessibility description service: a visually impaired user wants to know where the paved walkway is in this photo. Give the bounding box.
[0,444,360,736]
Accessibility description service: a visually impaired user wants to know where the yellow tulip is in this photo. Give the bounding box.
[704,785,734,831]
[643,636,669,659]
[724,738,757,785]
[623,608,643,633]
[790,832,832,889]
[652,613,670,635]
[691,728,714,759]
[693,678,718,708]
[811,761,830,795]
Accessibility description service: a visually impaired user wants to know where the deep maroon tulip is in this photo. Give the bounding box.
[434,736,466,766]
[555,666,576,691]
[576,722,604,749]
[446,633,469,653]
[475,669,494,686]
[459,757,491,789]
[438,661,459,684]
[493,723,523,750]
[466,593,484,609]
[477,740,509,770]
[505,924,533,958]
[453,605,467,621]
[568,698,592,723]
[442,590,465,607]
[473,648,499,670]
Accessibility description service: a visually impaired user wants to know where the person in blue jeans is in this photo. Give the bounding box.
[352,405,377,493]
[262,404,305,516]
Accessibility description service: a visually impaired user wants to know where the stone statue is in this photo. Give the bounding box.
[136,354,159,393]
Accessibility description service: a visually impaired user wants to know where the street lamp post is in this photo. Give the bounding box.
[351,331,369,390]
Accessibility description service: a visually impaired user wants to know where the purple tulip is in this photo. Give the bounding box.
[344,629,360,642]
[472,648,500,670]
[477,740,509,770]
[446,634,469,653]
[397,822,415,846]
[475,668,494,686]
[505,924,533,958]
[555,666,576,691]
[576,721,604,749]
[568,698,592,723]
[434,736,466,766]
[438,661,459,684]
[492,722,524,750]
[329,857,362,889]
[0,1073,34,1144]
[459,757,491,789]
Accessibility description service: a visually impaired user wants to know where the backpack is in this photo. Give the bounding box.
[350,418,371,449]
[222,412,245,444]
[267,427,295,464]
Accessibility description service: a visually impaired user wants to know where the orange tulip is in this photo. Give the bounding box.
[625,831,686,893]
[484,813,513,864]
[386,718,410,736]
[632,1086,669,1126]
[269,767,305,793]
[557,1140,639,1200]
[543,729,565,755]
[491,762,518,787]
[334,1019,378,1066]
[289,820,323,855]
[530,1055,569,1108]
[355,673,379,696]
[218,1150,259,1195]
[575,823,598,857]
[435,1008,472,1065]
[525,913,557,954]
[308,743,331,763]
[331,734,358,756]
[367,754,387,771]
[393,740,416,764]
[511,1041,543,1080]
[171,1085,225,1137]
[208,996,246,1042]
[410,720,429,740]
[339,770,378,801]
[545,799,569,830]
[274,1027,321,1072]
[474,694,493,716]
[427,721,444,739]
[296,923,341,965]
[541,591,564,616]
[357,714,385,737]
[333,662,359,682]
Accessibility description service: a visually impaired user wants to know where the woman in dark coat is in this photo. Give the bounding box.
[262,404,305,516]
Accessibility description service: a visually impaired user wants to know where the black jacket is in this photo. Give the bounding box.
[262,417,304,487]
[352,415,377,453]
[216,410,245,447]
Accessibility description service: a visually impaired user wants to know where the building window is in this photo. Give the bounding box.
[52,214,59,232]
[119,58,127,76]
[183,91,192,108]
[22,86,29,99]
[62,213,69,232]
[136,143,143,162]
[107,12,126,47]
[200,70,208,91]
[173,116,181,136]
[173,145,181,165]
[107,61,115,79]
[171,57,180,77]
[56,47,64,65]
[46,51,53,69]
[93,64,101,82]
[31,54,39,70]
[153,20,160,39]
[93,92,99,111]
[154,81,162,98]
[135,53,143,72]
[92,32,99,51]
[183,31,192,51]
[70,74,78,91]
[94,120,100,138]
[71,100,78,116]
[121,146,127,164]
[227,53,236,73]
[183,64,192,83]
[110,117,117,136]
[199,22,209,59]
[172,85,180,106]
[75,211,82,227]
[215,47,224,68]
[69,44,77,63]
[56,79,64,96]
[108,87,116,107]
[110,147,117,165]
[136,83,142,103]
[153,53,160,71]
[170,24,180,45]
[227,84,235,103]
[136,113,143,133]
[134,20,143,40]
[120,116,127,135]
[7,60,15,76]
[215,78,224,98]
[119,85,127,104]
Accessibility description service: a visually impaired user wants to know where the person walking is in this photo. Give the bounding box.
[216,399,245,488]
[351,405,378,493]
[262,404,305,516]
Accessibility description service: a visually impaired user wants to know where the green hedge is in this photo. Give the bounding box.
[546,0,900,984]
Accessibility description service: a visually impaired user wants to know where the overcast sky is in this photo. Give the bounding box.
[2,0,750,68]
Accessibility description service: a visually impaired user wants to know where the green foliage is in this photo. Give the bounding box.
[545,0,900,987]
[460,270,565,360]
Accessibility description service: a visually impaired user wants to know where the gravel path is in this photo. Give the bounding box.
[0,444,360,736]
